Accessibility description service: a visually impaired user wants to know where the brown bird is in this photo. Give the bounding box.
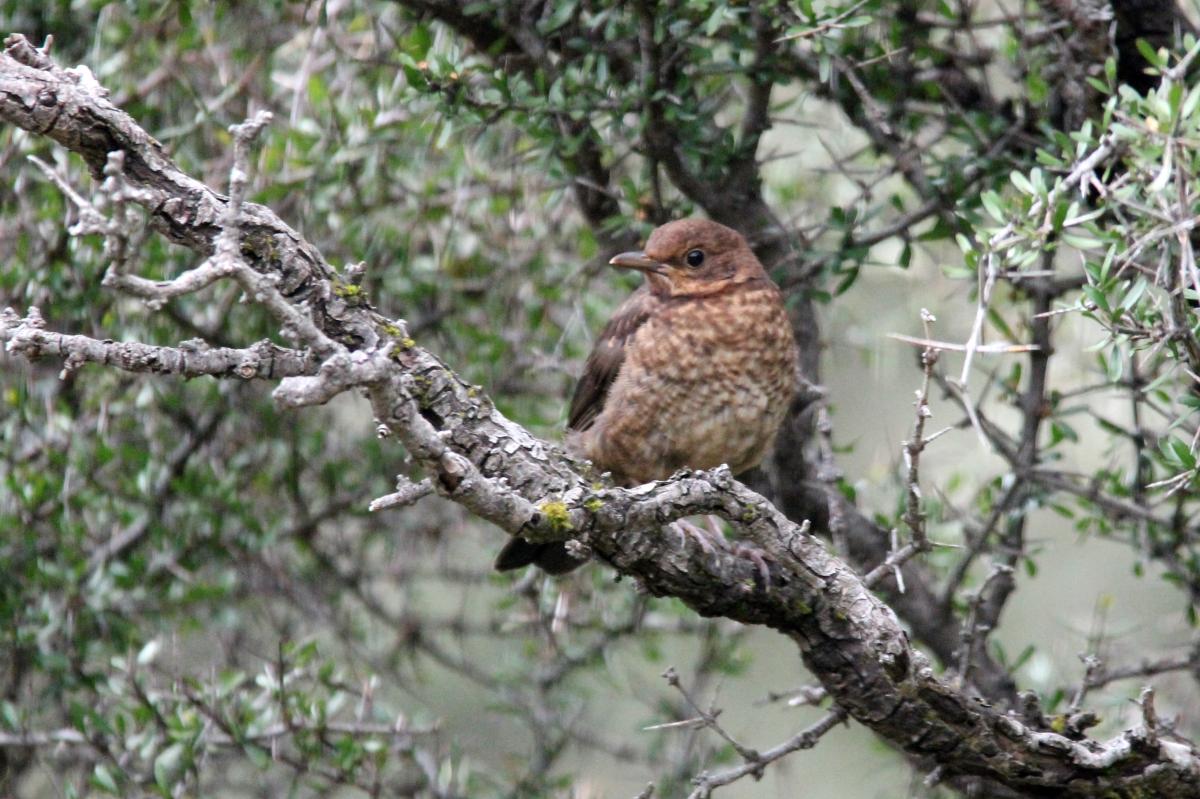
[495,218,799,574]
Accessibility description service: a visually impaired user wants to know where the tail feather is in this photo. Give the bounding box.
[493,539,584,575]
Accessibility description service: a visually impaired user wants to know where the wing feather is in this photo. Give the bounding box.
[567,285,659,432]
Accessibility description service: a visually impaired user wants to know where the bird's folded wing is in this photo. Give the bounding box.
[567,284,660,432]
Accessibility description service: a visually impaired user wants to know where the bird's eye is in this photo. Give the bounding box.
[685,249,705,267]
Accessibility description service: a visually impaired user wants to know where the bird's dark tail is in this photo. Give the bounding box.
[493,538,584,575]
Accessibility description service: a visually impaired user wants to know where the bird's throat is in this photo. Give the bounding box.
[647,273,766,299]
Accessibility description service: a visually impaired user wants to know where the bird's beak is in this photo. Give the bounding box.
[609,250,667,275]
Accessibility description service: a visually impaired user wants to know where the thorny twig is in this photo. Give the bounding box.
[875,309,950,594]
[661,667,761,766]
[685,706,848,798]
[902,308,941,555]
[957,563,1014,690]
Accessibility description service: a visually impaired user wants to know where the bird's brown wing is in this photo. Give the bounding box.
[495,285,658,576]
[567,284,659,432]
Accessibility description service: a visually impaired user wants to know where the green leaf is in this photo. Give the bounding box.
[1135,38,1167,71]
[154,743,188,789]
[834,265,861,295]
[1051,199,1071,232]
[246,743,271,769]
[92,765,120,795]
[1050,503,1075,519]
[1008,644,1037,672]
[137,639,161,666]
[1011,170,1035,195]
[1031,168,1048,194]
[1168,79,1184,117]
[1119,279,1149,311]
[1183,85,1200,120]
[539,0,579,33]
[1149,147,1174,193]
[1170,438,1196,469]
[1099,245,1116,282]
[981,190,1006,223]
[1062,231,1103,250]
[987,307,1015,340]
[0,702,17,730]
[1105,346,1123,383]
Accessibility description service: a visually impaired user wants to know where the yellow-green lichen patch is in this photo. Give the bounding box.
[386,333,418,362]
[332,282,364,299]
[538,500,573,532]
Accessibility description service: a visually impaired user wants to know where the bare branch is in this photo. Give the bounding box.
[686,706,848,798]
[1,308,318,380]
[662,667,761,767]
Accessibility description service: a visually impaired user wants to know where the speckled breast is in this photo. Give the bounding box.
[580,282,798,485]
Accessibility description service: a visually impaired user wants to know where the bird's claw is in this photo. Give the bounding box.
[732,542,772,589]
[670,518,720,556]
[669,517,771,587]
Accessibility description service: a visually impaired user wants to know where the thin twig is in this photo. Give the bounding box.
[662,667,761,765]
[957,563,1014,689]
[685,706,848,798]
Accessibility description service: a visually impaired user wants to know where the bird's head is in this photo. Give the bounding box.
[609,219,767,297]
